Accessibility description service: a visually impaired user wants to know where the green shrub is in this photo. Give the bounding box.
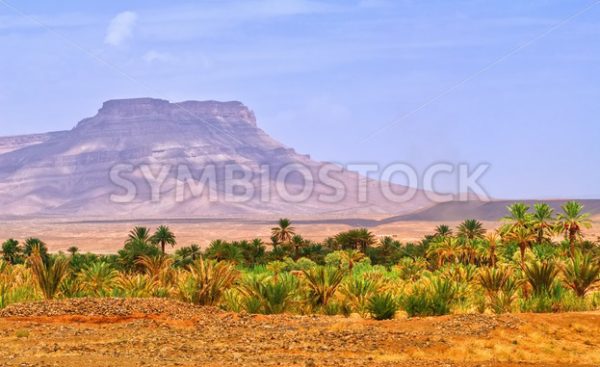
[402,277,458,317]
[368,293,398,320]
[240,273,299,314]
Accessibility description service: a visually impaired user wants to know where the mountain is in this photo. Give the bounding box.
[390,199,600,222]
[0,98,432,218]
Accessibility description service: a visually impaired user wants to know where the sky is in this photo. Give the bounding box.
[0,0,599,199]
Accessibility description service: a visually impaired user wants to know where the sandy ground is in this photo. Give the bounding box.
[1,216,599,253]
[1,298,600,366]
[0,218,503,253]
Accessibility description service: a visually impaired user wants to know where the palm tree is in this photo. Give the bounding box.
[485,231,500,267]
[290,234,305,259]
[335,228,376,253]
[524,260,559,296]
[433,224,453,239]
[556,201,592,258]
[339,249,365,271]
[205,240,244,264]
[67,246,79,256]
[183,258,239,306]
[503,226,536,270]
[563,251,600,297]
[303,267,346,308]
[23,238,49,262]
[28,247,70,300]
[79,262,118,297]
[271,218,295,244]
[531,203,555,244]
[126,226,152,245]
[151,225,177,254]
[174,244,202,267]
[427,237,460,267]
[457,219,486,241]
[1,239,22,264]
[502,202,532,232]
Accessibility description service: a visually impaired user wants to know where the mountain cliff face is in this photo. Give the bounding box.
[0,98,431,218]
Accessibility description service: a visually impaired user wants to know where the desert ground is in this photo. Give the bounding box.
[0,218,502,253]
[1,215,599,253]
[1,298,599,367]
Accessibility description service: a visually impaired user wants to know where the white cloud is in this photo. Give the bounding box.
[104,11,138,46]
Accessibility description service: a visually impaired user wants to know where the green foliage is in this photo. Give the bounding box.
[402,277,458,317]
[79,262,118,297]
[2,239,23,264]
[524,260,559,296]
[477,266,522,313]
[563,251,600,297]
[23,238,49,261]
[174,244,202,268]
[367,293,398,320]
[117,238,160,272]
[457,219,486,241]
[334,228,376,253]
[302,266,345,308]
[240,273,299,314]
[1,202,597,318]
[29,248,70,299]
[151,225,177,254]
[177,258,238,306]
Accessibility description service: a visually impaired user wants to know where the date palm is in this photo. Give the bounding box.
[485,231,500,267]
[335,228,376,253]
[457,219,486,241]
[556,201,592,258]
[524,260,559,296]
[174,244,202,267]
[67,246,79,256]
[1,239,21,264]
[502,202,532,233]
[339,249,364,271]
[79,262,118,297]
[271,218,295,244]
[23,238,48,258]
[303,266,346,308]
[563,251,600,297]
[151,225,177,254]
[29,247,70,299]
[427,237,460,267]
[531,203,555,244]
[290,235,305,259]
[503,226,536,270]
[433,224,453,239]
[126,226,152,245]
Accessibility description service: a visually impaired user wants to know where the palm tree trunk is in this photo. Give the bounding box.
[569,229,576,259]
[520,245,526,270]
[161,241,166,254]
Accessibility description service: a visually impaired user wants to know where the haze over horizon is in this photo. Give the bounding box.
[1,0,599,200]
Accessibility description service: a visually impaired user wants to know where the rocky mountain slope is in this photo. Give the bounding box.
[0,98,431,218]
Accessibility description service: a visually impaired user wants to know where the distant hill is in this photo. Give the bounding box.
[389,199,600,222]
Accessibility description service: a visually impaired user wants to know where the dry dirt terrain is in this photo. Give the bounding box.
[6,216,600,254]
[1,298,600,367]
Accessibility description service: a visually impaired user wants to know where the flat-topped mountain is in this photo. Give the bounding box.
[0,98,431,218]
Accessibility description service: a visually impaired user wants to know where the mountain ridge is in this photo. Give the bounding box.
[0,98,431,218]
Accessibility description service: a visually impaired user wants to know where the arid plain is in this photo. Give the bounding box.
[2,215,599,253]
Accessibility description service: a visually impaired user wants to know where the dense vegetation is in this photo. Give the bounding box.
[1,201,599,320]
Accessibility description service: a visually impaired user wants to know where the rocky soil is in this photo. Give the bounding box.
[1,298,600,367]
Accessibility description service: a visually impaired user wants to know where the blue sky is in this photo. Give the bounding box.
[0,0,599,199]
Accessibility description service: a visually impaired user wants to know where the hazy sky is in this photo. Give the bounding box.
[1,0,599,199]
